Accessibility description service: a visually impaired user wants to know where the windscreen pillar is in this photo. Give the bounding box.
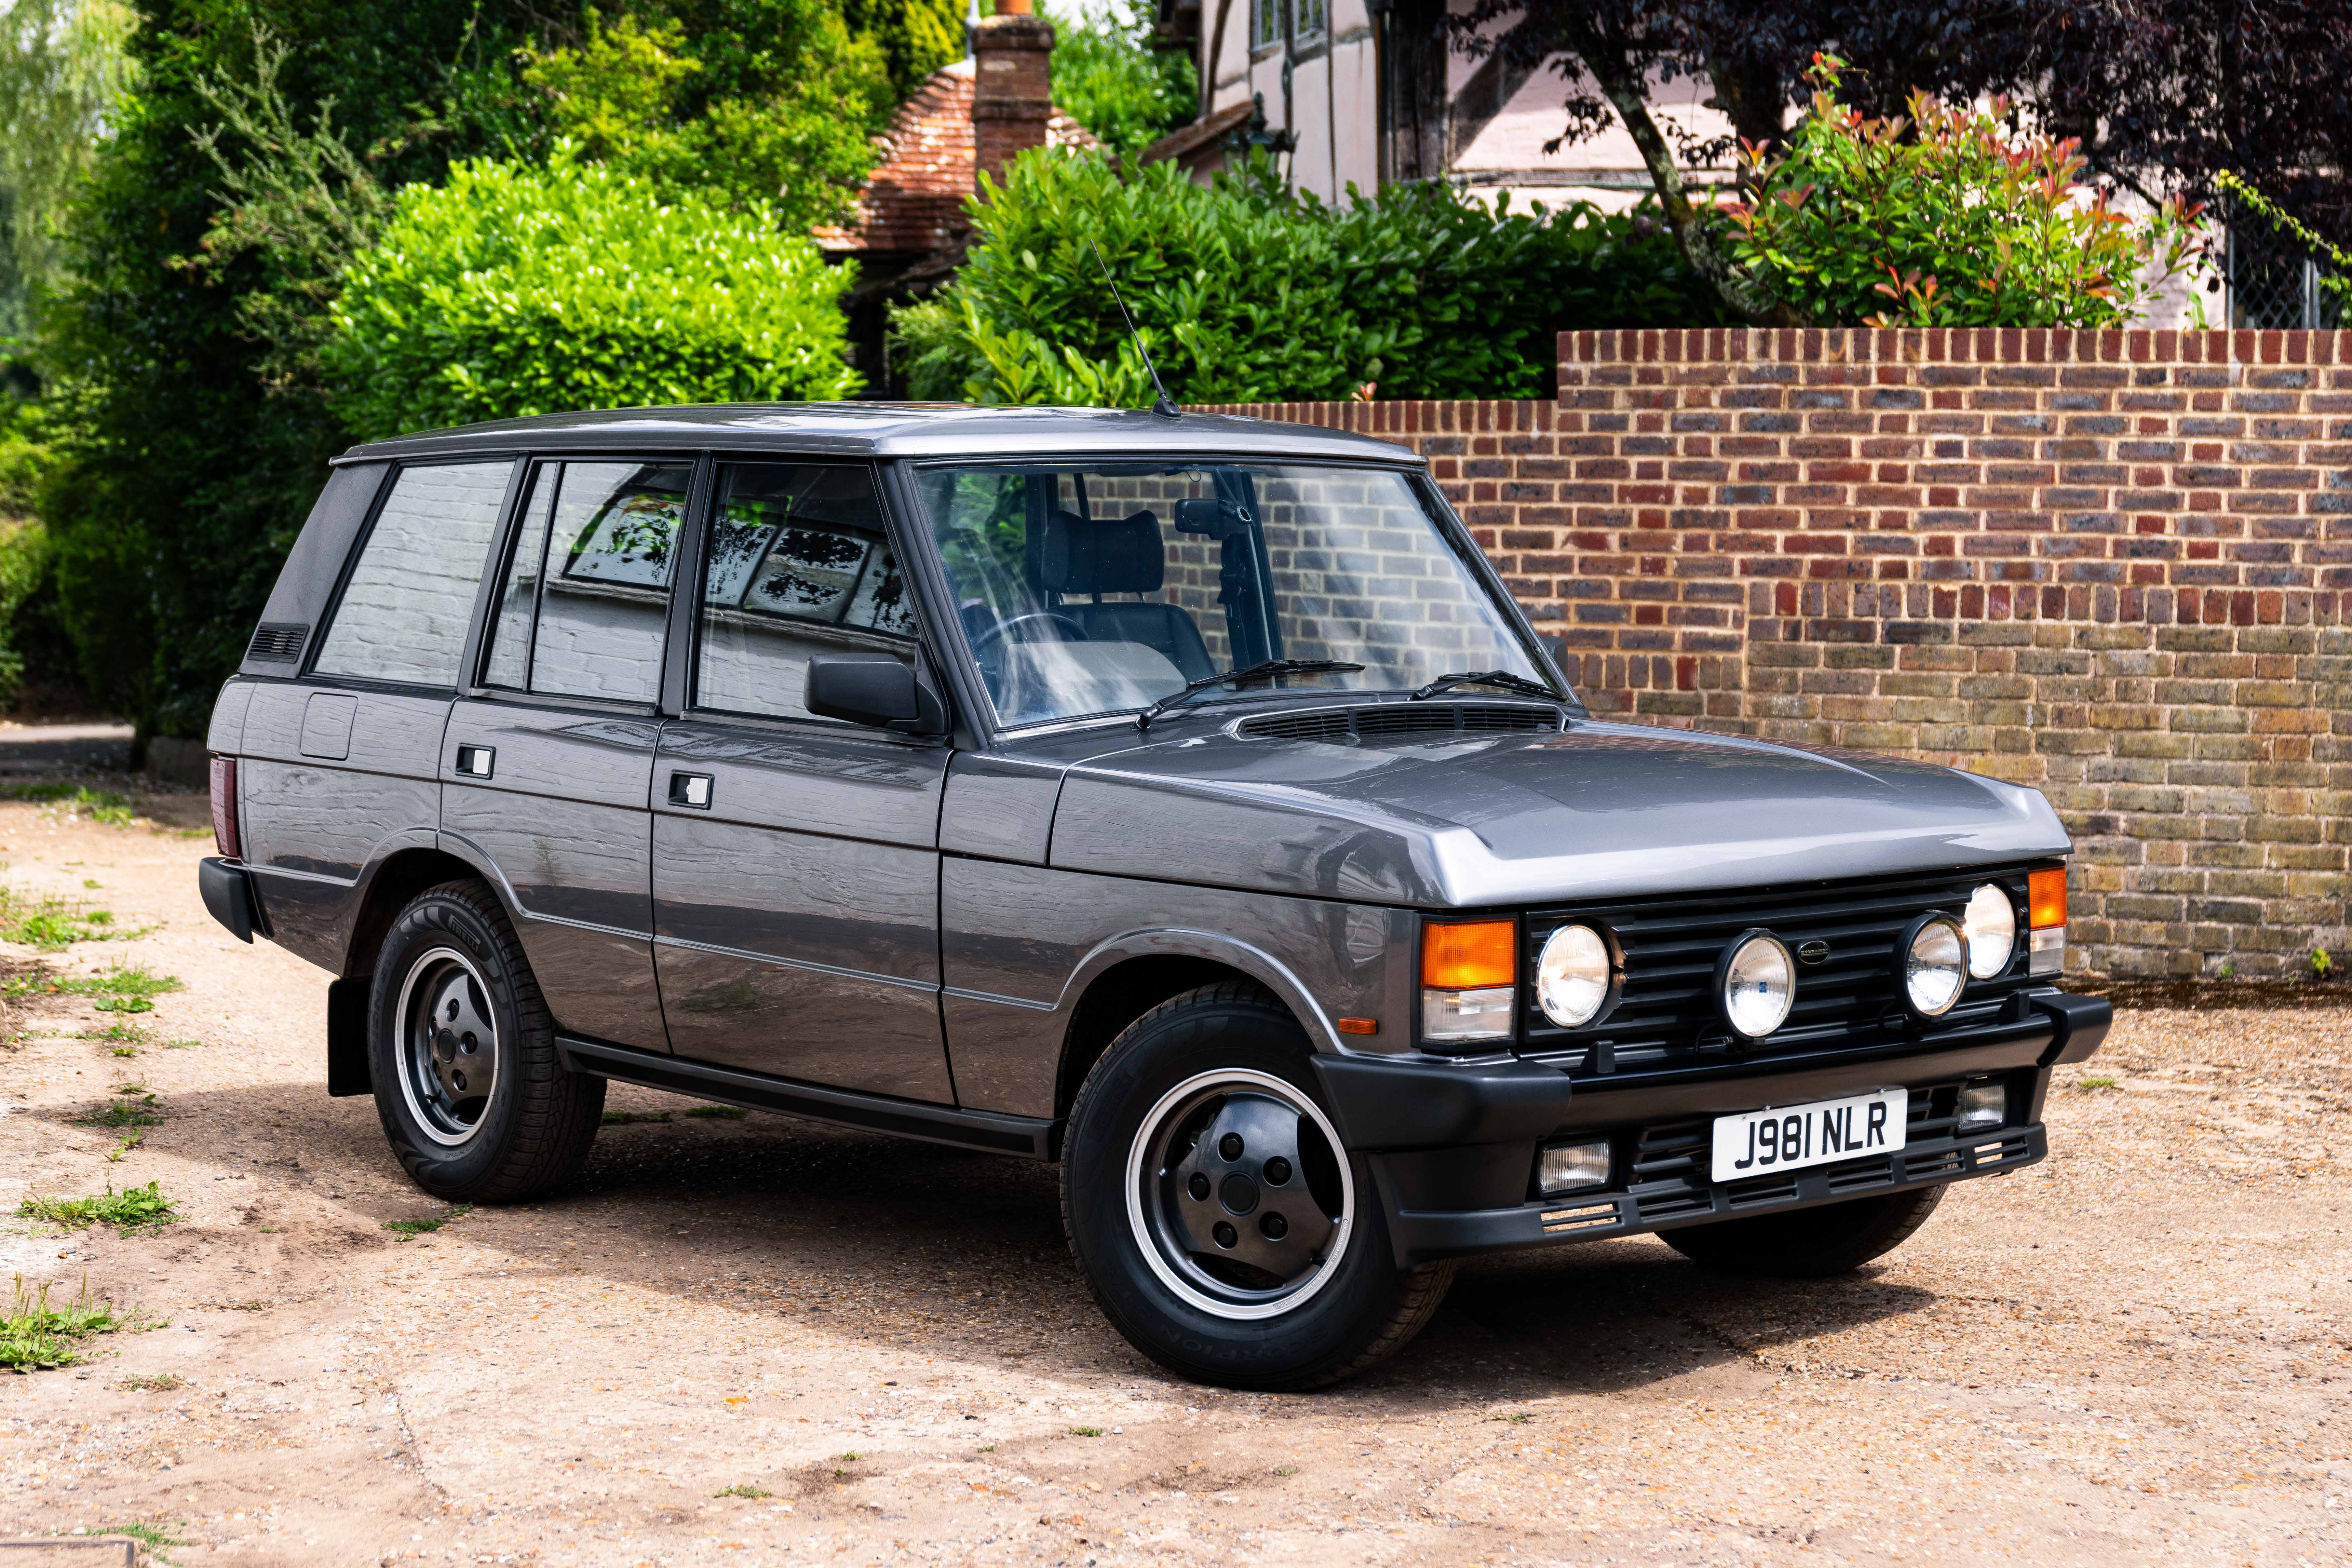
[972,3,1054,188]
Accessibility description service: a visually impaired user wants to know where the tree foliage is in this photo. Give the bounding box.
[1725,60,2202,328]
[892,148,1728,406]
[0,0,139,346]
[324,156,859,441]
[1042,0,1195,158]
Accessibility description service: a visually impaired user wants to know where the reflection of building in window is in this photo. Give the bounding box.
[561,478,689,588]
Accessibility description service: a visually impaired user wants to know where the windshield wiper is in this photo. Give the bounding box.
[1137,659,1366,730]
[1410,669,1562,702]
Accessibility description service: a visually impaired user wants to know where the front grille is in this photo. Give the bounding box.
[247,622,308,663]
[1522,866,2037,1077]
[1236,702,1562,744]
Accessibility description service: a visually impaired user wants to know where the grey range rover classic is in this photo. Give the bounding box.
[199,405,2109,1389]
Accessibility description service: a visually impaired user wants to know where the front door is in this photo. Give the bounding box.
[440,456,693,1054]
[651,460,953,1103]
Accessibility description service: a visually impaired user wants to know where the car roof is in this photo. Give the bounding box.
[333,403,1423,466]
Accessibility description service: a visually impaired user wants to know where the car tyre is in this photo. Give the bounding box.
[1062,981,1453,1390]
[369,880,604,1203]
[1660,1183,1947,1278]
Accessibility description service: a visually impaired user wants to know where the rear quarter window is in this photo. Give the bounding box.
[313,460,514,687]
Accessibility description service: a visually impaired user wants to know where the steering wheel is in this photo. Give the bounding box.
[970,611,1088,659]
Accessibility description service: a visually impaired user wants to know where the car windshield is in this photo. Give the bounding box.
[916,461,1559,727]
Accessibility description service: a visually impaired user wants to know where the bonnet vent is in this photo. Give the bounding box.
[247,623,309,663]
[1237,703,1562,744]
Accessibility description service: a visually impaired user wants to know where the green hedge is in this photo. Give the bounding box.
[324,157,860,441]
[893,151,1730,405]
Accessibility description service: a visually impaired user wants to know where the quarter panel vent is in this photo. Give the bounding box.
[247,622,308,663]
[1237,702,1561,744]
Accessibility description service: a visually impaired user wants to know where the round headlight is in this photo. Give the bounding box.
[1903,913,1968,1017]
[1718,930,1794,1040]
[1536,924,1612,1028]
[1963,883,2016,979]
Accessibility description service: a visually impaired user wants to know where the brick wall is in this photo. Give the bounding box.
[1198,328,2352,980]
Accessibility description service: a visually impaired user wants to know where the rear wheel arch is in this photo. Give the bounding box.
[344,846,503,981]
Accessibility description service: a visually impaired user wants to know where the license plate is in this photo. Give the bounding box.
[1709,1088,1908,1183]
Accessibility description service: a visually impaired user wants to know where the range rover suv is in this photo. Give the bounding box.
[198,405,2109,1389]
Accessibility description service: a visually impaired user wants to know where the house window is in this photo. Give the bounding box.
[1251,0,1322,50]
[2228,223,2346,330]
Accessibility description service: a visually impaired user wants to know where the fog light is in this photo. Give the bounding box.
[1901,913,1968,1018]
[1421,986,1514,1045]
[1717,929,1795,1041]
[1955,1081,2007,1134]
[1536,1138,1612,1196]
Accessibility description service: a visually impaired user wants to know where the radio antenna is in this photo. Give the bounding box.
[1088,237,1180,419]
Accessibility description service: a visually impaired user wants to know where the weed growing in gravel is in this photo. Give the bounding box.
[2313,947,2336,980]
[601,1110,672,1125]
[12,965,184,1012]
[1273,1466,1298,1476]
[0,1276,121,1370]
[98,1520,186,1564]
[837,1451,861,1461]
[105,1132,143,1162]
[120,1372,187,1391]
[2,783,142,828]
[713,1484,772,1499]
[1069,1426,1102,1437]
[86,1021,147,1042]
[684,1105,749,1120]
[1492,1412,1533,1424]
[382,1203,473,1237]
[78,1100,160,1128]
[2079,1075,2119,1091]
[160,1038,198,1049]
[17,1181,177,1234]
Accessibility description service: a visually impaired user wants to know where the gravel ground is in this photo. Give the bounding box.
[0,777,2345,1567]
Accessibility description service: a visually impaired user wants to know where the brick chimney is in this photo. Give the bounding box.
[971,0,1054,189]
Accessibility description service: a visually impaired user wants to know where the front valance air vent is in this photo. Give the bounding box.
[1237,703,1563,744]
[247,622,309,663]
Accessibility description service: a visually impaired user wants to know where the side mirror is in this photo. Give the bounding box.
[804,656,947,734]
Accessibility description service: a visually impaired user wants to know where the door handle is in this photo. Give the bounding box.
[668,771,713,809]
[454,744,494,778]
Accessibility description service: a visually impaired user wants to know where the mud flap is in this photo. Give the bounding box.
[326,976,372,1097]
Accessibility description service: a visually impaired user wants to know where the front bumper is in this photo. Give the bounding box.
[1311,989,2109,1267]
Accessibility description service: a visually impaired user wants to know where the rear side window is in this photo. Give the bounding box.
[313,460,513,687]
[482,460,690,704]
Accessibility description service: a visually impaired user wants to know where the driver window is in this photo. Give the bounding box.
[693,462,915,721]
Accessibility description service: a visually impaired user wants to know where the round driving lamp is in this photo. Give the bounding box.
[1962,883,2017,979]
[1536,924,1613,1028]
[1716,929,1795,1041]
[1900,912,1969,1018]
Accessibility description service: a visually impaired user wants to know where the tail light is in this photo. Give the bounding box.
[209,756,241,859]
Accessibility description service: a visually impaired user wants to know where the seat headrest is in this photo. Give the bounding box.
[1038,509,1163,595]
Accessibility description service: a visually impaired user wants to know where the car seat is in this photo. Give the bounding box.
[1034,508,1216,682]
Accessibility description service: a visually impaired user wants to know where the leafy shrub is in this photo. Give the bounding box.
[1043,0,1196,157]
[1724,57,2202,328]
[520,9,891,232]
[893,150,1728,405]
[324,157,861,441]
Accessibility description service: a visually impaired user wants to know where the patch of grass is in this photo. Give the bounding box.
[713,1483,771,1499]
[0,1276,121,1371]
[17,1181,177,1235]
[119,1372,188,1392]
[2,783,143,828]
[1491,1412,1534,1424]
[601,1110,671,1125]
[84,1020,147,1042]
[836,1451,861,1461]
[76,1098,161,1129]
[100,1521,186,1564]
[2078,1075,2119,1091]
[14,964,184,1012]
[382,1203,472,1237]
[683,1105,748,1120]
[1068,1426,1102,1437]
[160,1038,198,1050]
[0,883,144,951]
[104,1132,143,1163]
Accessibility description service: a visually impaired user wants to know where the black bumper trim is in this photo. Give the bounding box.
[1315,1006,2072,1152]
[1378,1123,2046,1266]
[198,857,258,943]
[556,1036,1058,1159]
[2030,991,2112,1066]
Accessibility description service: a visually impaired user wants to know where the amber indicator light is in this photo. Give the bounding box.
[1335,1017,1379,1036]
[2028,867,2068,930]
[1422,920,1516,990]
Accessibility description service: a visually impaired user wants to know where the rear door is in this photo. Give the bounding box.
[650,459,953,1102]
[439,456,695,1054]
[239,459,511,964]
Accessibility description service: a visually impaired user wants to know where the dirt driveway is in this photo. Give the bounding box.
[0,767,2345,1567]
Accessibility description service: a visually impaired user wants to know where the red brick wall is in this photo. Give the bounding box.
[1196,328,2352,980]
